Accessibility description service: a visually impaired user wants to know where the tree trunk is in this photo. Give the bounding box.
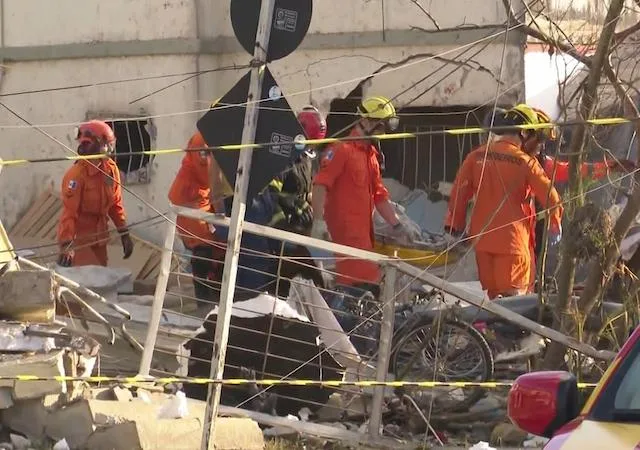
[542,0,627,369]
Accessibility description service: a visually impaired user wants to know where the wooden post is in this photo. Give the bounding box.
[199,1,275,448]
[138,209,177,376]
[369,264,397,437]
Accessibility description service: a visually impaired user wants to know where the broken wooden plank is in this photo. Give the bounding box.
[10,190,52,237]
[23,195,59,238]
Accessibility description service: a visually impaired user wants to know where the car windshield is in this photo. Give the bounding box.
[592,333,640,422]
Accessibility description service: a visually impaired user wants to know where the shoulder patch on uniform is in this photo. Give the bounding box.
[199,150,208,159]
[324,150,334,161]
[67,180,77,190]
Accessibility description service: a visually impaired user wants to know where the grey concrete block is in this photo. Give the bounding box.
[1,398,48,439]
[45,400,94,449]
[86,422,142,450]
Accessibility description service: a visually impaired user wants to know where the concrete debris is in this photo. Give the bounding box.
[469,442,497,450]
[52,438,70,450]
[9,434,30,450]
[88,395,264,450]
[490,422,529,447]
[156,390,189,419]
[0,270,56,323]
[524,435,550,447]
[54,266,133,302]
[110,386,134,403]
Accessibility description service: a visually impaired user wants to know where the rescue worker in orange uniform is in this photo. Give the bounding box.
[57,120,134,267]
[311,95,419,291]
[484,107,635,288]
[445,104,564,299]
[168,130,231,309]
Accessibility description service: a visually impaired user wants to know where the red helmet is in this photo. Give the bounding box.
[297,106,327,140]
[75,120,116,152]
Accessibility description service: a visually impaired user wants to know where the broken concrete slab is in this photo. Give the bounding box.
[1,397,48,439]
[45,399,94,449]
[86,422,142,450]
[55,266,133,303]
[110,386,133,402]
[0,350,67,400]
[88,398,264,450]
[0,270,55,322]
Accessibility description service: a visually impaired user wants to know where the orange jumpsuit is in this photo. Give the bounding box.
[168,132,222,249]
[58,158,127,267]
[313,128,389,286]
[445,138,563,299]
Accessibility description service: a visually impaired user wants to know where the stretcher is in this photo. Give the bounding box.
[373,235,461,268]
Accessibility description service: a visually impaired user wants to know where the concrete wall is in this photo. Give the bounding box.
[0,0,525,242]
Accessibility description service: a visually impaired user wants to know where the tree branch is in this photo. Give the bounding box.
[542,0,627,370]
[501,0,592,67]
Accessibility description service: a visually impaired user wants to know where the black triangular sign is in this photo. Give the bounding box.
[196,67,305,203]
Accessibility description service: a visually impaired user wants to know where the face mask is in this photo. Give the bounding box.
[77,141,105,156]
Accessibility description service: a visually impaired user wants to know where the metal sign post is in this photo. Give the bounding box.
[199,0,276,448]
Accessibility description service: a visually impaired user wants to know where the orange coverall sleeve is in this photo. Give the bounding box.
[444,154,474,232]
[58,171,84,244]
[372,156,390,204]
[313,145,347,189]
[108,167,128,230]
[527,160,563,229]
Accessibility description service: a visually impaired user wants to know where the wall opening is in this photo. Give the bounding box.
[381,105,503,192]
[86,111,156,185]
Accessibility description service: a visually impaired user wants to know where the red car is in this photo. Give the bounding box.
[508,326,640,449]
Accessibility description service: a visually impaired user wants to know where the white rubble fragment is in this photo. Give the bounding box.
[52,438,70,450]
[468,442,497,450]
[524,435,550,447]
[297,407,312,422]
[54,265,133,300]
[157,391,189,419]
[10,434,30,450]
[208,294,309,322]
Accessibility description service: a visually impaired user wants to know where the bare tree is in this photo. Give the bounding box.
[504,0,640,368]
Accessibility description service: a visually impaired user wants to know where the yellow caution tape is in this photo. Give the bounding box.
[0,114,637,167]
[1,375,598,389]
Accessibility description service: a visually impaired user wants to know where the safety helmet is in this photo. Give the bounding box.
[531,107,558,142]
[357,96,399,131]
[297,106,327,140]
[503,104,556,142]
[74,120,116,153]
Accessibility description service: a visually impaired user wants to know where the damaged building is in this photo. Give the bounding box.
[0,0,526,244]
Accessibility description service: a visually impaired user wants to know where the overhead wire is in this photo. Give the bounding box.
[0,115,637,167]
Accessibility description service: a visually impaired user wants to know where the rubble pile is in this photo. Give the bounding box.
[0,270,107,448]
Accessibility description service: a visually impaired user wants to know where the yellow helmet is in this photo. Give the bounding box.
[504,103,556,141]
[358,96,399,130]
[531,107,558,142]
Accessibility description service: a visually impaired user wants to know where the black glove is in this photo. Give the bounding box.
[120,231,134,259]
[58,242,74,267]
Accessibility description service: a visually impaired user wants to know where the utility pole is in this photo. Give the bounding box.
[199,0,275,448]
